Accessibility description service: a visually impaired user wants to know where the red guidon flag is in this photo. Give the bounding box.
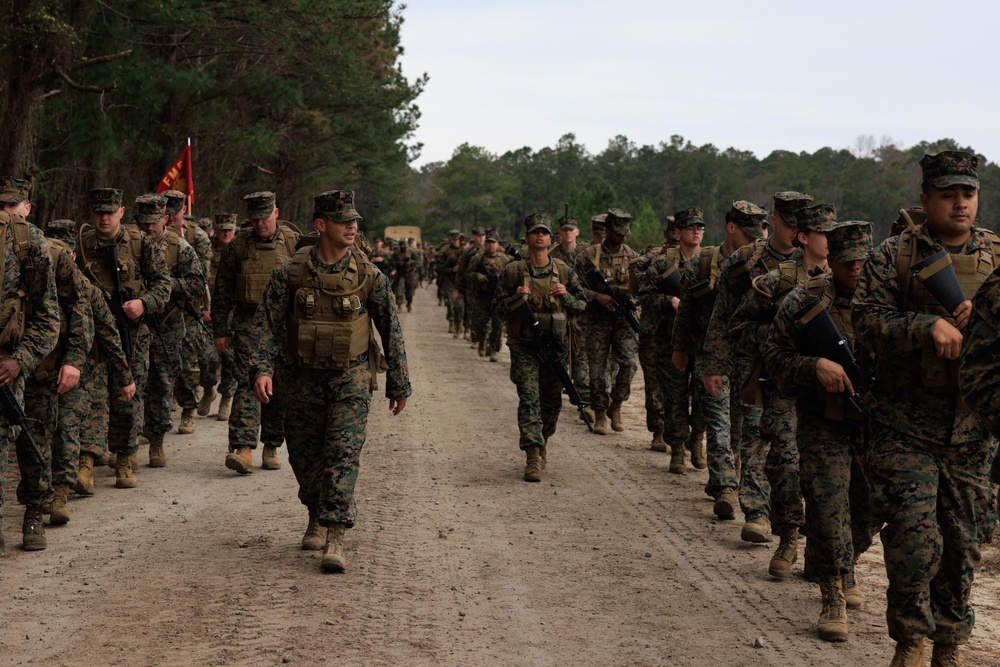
[155,144,194,212]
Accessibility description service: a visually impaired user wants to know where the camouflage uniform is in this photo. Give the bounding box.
[550,230,590,403]
[390,245,419,311]
[468,231,509,357]
[853,152,998,650]
[455,229,485,339]
[201,214,238,406]
[436,233,463,329]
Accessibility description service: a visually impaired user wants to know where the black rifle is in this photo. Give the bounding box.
[654,262,682,297]
[687,277,716,310]
[509,296,594,433]
[911,249,967,315]
[794,297,863,414]
[99,243,136,364]
[1,384,46,467]
[476,256,500,294]
[505,243,523,262]
[729,258,753,296]
[146,310,170,355]
[580,257,640,333]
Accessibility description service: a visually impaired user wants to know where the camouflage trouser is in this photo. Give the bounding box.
[51,378,88,489]
[638,332,665,433]
[487,301,504,354]
[283,361,372,528]
[441,278,457,323]
[733,355,769,521]
[146,312,186,435]
[18,373,58,507]
[403,273,418,309]
[468,290,493,344]
[585,315,637,414]
[79,356,110,459]
[868,425,996,645]
[176,312,213,409]
[694,357,738,498]
[568,314,589,403]
[454,292,466,329]
[109,325,151,456]
[228,330,286,450]
[509,342,563,450]
[663,350,694,446]
[798,413,877,580]
[761,382,802,535]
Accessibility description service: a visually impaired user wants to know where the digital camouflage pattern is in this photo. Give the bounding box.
[920,150,980,190]
[468,248,510,354]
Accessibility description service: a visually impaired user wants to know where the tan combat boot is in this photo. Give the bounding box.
[75,453,96,496]
[523,446,542,483]
[581,406,596,425]
[817,576,848,642]
[452,325,460,339]
[889,639,925,667]
[49,483,72,525]
[713,488,737,520]
[225,446,254,475]
[178,408,196,434]
[539,441,547,469]
[302,509,327,551]
[261,445,281,470]
[22,505,46,551]
[115,452,138,488]
[593,410,609,436]
[649,430,667,452]
[843,568,863,609]
[608,400,625,432]
[321,523,347,572]
[688,430,707,469]
[669,443,686,474]
[148,432,167,468]
[741,516,772,543]
[768,530,798,579]
[489,350,499,362]
[463,326,471,340]
[448,321,455,333]
[478,339,487,357]
[930,642,959,667]
[197,386,216,417]
[216,395,232,421]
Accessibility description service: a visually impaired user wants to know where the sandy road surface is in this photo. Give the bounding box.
[3,285,1000,666]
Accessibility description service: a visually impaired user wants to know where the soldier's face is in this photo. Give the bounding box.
[140,217,168,239]
[829,258,864,294]
[484,239,500,256]
[677,225,704,247]
[90,206,125,240]
[2,200,30,217]
[770,211,798,248]
[214,228,235,246]
[558,227,578,244]
[167,211,185,230]
[318,217,357,249]
[250,207,278,239]
[473,234,485,247]
[527,229,550,249]
[920,185,978,240]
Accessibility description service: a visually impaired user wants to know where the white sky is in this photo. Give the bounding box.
[398,0,1000,168]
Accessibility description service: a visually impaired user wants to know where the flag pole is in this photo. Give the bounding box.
[186,137,193,215]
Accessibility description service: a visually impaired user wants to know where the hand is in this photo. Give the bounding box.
[549,282,567,298]
[670,296,681,311]
[123,298,145,320]
[952,299,973,330]
[815,358,854,395]
[389,398,407,415]
[0,357,21,387]
[214,336,230,353]
[702,374,723,399]
[515,286,530,296]
[594,293,617,312]
[451,289,459,303]
[254,376,273,404]
[672,351,689,373]
[203,309,212,322]
[56,364,82,394]
[120,383,137,400]
[932,317,963,360]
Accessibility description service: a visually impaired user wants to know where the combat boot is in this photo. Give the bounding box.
[148,432,167,467]
[608,400,625,432]
[581,406,596,425]
[225,446,254,475]
[75,453,96,496]
[216,395,232,421]
[843,568,863,609]
[817,576,848,642]
[931,642,959,667]
[478,339,487,357]
[768,530,798,579]
[539,443,547,469]
[321,523,347,572]
[669,443,686,474]
[649,430,667,452]
[593,411,609,436]
[523,446,542,483]
[452,325,460,339]
[713,488,737,520]
[302,509,327,551]
[261,445,281,470]
[463,326,471,340]
[178,408,196,434]
[889,639,924,667]
[171,396,180,411]
[22,505,46,551]
[741,516,772,543]
[489,351,499,363]
[115,452,137,488]
[49,483,72,525]
[688,430,707,469]
[448,321,455,333]
[197,386,217,417]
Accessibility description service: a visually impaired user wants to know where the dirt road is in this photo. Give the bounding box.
[3,286,1000,666]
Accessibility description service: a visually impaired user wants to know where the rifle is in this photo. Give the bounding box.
[508,296,594,433]
[146,310,171,355]
[911,249,967,314]
[654,262,682,297]
[793,297,863,414]
[1,384,47,468]
[580,257,641,333]
[505,243,523,262]
[99,243,136,364]
[476,256,500,294]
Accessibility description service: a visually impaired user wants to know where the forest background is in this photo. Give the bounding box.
[1,2,994,250]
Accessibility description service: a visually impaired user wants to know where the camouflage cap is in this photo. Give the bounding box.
[485,227,500,241]
[826,221,873,263]
[197,217,212,232]
[470,225,486,236]
[313,190,362,223]
[449,228,461,238]
[772,191,814,219]
[134,194,167,225]
[523,212,553,234]
[661,215,676,229]
[791,203,838,233]
[214,212,238,230]
[605,208,633,236]
[729,200,768,239]
[459,233,468,243]
[89,188,124,213]
[162,189,186,215]
[0,176,30,204]
[244,191,277,220]
[673,207,705,229]
[558,216,579,230]
[920,150,980,189]
[44,219,77,252]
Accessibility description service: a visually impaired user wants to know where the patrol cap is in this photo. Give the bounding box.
[44,219,77,249]
[197,217,212,232]
[162,189,186,215]
[0,176,30,204]
[449,228,460,238]
[591,213,607,227]
[661,215,675,229]
[459,233,468,243]
[523,212,553,234]
[244,191,276,220]
[134,194,167,225]
[485,228,500,241]
[673,207,705,229]
[313,190,362,223]
[729,200,768,239]
[772,191,813,219]
[920,150,980,190]
[791,203,838,233]
[827,221,873,263]
[214,212,238,230]
[89,188,124,213]
[558,216,578,230]
[605,208,633,236]
[470,225,486,236]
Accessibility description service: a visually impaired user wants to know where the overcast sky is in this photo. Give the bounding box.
[398,0,1000,169]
